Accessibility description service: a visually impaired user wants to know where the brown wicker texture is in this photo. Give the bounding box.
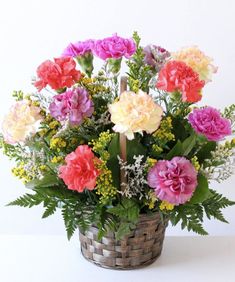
[79,212,167,270]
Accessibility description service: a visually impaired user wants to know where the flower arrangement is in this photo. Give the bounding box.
[1,32,235,242]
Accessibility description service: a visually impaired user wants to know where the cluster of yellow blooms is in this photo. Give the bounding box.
[39,115,60,138]
[12,162,33,184]
[152,144,163,155]
[90,131,117,203]
[146,157,157,170]
[145,191,157,209]
[153,117,175,143]
[159,200,174,211]
[95,160,117,204]
[174,106,192,117]
[50,156,64,164]
[129,78,140,93]
[152,117,175,155]
[12,162,47,184]
[50,137,67,152]
[191,156,200,171]
[225,138,235,148]
[89,131,114,161]
[79,76,110,96]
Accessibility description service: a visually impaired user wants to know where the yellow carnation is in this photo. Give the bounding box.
[2,100,43,144]
[109,91,163,140]
[172,46,217,82]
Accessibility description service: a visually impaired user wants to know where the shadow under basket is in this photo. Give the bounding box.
[79,212,168,270]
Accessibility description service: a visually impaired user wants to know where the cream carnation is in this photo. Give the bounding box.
[109,91,163,140]
[172,46,217,82]
[2,100,43,144]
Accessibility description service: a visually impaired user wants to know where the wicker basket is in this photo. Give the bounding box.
[79,212,168,270]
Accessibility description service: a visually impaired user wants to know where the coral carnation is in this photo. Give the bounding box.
[188,107,232,141]
[2,100,43,145]
[49,87,94,125]
[156,60,205,103]
[93,34,136,60]
[59,145,100,192]
[109,90,163,140]
[34,57,81,91]
[172,46,217,82]
[147,157,198,205]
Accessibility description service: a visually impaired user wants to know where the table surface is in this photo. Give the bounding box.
[0,235,234,282]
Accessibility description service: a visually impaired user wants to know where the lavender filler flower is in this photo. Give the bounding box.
[49,87,94,126]
[143,45,170,72]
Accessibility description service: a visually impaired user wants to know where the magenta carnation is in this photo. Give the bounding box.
[147,157,198,205]
[93,34,136,60]
[188,107,232,141]
[62,40,94,57]
[49,87,94,125]
[143,45,170,72]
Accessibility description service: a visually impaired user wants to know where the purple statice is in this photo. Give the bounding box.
[62,39,94,58]
[49,87,94,126]
[143,45,170,72]
[188,107,232,141]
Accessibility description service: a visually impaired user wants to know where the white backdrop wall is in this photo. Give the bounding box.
[0,0,234,236]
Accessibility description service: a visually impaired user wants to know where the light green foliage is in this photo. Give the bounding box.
[126,31,153,92]
[12,90,24,101]
[109,198,140,240]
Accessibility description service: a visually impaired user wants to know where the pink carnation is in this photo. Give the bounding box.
[59,145,100,192]
[62,40,94,57]
[156,60,205,103]
[147,157,198,205]
[188,107,232,141]
[49,87,94,126]
[93,34,136,60]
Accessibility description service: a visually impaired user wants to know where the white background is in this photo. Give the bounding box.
[0,0,234,237]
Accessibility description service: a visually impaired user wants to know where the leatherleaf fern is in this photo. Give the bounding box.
[169,189,235,235]
[7,174,100,240]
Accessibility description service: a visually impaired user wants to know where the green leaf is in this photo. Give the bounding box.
[61,205,77,240]
[109,198,140,222]
[186,220,208,235]
[107,133,120,189]
[166,140,182,160]
[197,141,217,164]
[171,117,189,141]
[116,222,134,240]
[182,133,197,156]
[202,189,235,223]
[188,175,211,204]
[126,138,147,163]
[42,201,57,218]
[7,193,44,208]
[25,174,60,189]
[170,204,208,235]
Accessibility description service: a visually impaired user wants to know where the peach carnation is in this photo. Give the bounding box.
[59,145,100,192]
[109,91,163,140]
[2,100,43,145]
[172,46,217,82]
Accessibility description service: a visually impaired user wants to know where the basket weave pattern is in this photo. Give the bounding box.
[79,212,167,269]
